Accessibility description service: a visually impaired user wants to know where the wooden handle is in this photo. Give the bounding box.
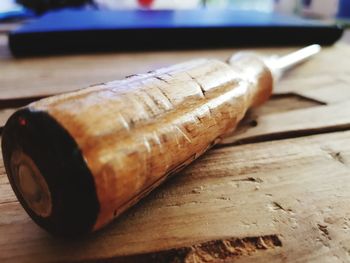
[1,53,273,236]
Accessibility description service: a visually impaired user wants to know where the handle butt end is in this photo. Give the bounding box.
[2,109,100,237]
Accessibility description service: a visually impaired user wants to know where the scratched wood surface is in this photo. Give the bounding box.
[1,29,350,262]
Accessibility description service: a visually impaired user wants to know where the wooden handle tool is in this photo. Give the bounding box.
[1,45,320,236]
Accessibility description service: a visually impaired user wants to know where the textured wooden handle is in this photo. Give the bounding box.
[1,53,273,235]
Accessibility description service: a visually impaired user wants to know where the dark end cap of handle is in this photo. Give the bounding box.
[1,108,99,237]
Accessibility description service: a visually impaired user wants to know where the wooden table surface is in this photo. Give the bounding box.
[1,28,350,263]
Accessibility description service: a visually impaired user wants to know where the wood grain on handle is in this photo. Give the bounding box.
[1,54,273,235]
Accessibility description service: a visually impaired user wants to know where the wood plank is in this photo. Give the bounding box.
[276,74,350,105]
[1,44,349,142]
[0,43,305,100]
[1,31,350,263]
[221,101,350,145]
[0,44,347,102]
[1,130,350,262]
[243,93,324,116]
[275,43,350,104]
[0,152,16,204]
[0,175,15,204]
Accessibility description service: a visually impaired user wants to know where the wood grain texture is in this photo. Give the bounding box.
[222,101,350,145]
[1,131,350,262]
[0,44,290,100]
[22,56,272,231]
[1,32,350,262]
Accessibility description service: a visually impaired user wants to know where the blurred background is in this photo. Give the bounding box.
[0,0,349,20]
[1,0,349,56]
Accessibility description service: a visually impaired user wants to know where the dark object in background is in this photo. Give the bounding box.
[9,9,344,57]
[16,0,91,14]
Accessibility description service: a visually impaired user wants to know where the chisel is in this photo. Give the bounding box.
[1,45,321,236]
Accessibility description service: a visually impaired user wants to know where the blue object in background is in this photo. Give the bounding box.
[9,9,343,56]
[0,9,34,21]
[338,0,350,18]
